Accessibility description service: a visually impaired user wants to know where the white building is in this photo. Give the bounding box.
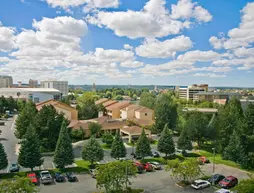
[29,79,38,88]
[40,80,68,96]
[0,76,13,88]
[0,88,61,103]
[179,85,207,100]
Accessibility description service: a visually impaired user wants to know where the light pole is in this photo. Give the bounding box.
[212,148,215,173]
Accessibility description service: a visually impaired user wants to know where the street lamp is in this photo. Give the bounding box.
[212,148,216,173]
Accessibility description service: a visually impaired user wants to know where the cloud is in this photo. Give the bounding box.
[0,57,11,63]
[86,0,212,39]
[177,50,222,62]
[0,22,16,52]
[193,73,226,78]
[210,2,254,50]
[124,44,133,50]
[135,35,193,58]
[234,47,254,58]
[45,0,119,10]
[120,60,144,68]
[171,0,212,22]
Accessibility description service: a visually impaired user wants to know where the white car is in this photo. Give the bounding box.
[148,162,162,170]
[215,189,232,193]
[191,180,211,190]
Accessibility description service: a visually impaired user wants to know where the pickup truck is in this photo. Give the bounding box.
[40,171,53,184]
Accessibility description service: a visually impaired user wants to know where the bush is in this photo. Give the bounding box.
[71,128,85,142]
[102,132,114,147]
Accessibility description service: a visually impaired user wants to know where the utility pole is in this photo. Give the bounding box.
[212,147,216,173]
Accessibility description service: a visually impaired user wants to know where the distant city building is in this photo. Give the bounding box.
[179,84,208,100]
[40,80,68,96]
[154,85,157,91]
[92,82,96,92]
[0,88,61,103]
[240,99,254,111]
[193,92,242,104]
[0,75,13,88]
[29,79,38,88]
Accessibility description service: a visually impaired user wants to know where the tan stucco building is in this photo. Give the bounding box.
[36,99,78,121]
[120,126,151,143]
[105,101,130,119]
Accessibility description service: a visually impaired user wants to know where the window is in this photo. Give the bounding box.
[145,113,147,116]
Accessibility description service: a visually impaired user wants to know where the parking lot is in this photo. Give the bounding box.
[39,170,216,193]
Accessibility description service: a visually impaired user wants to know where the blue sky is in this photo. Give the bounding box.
[0,0,253,86]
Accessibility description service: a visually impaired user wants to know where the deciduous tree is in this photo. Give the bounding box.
[139,92,156,109]
[136,129,151,160]
[88,122,102,137]
[82,136,104,165]
[177,127,192,155]
[233,177,254,193]
[157,124,175,157]
[102,132,114,147]
[111,131,126,159]
[53,121,74,169]
[18,125,43,171]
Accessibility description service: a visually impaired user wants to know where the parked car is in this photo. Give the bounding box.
[208,174,225,185]
[89,169,96,178]
[142,162,153,172]
[148,162,162,170]
[151,151,160,158]
[9,163,20,172]
[40,170,53,184]
[55,172,65,182]
[27,173,38,185]
[66,172,77,182]
[218,176,238,189]
[191,180,211,190]
[215,189,232,193]
[198,156,210,164]
[131,153,142,160]
[133,161,145,173]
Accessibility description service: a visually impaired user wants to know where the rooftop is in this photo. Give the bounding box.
[106,101,130,110]
[135,106,153,113]
[121,104,140,111]
[36,99,76,111]
[0,88,60,93]
[195,92,242,96]
[102,100,118,107]
[120,126,151,135]
[95,98,110,105]
[183,108,218,113]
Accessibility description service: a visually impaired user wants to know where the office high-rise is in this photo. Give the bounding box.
[40,80,68,96]
[0,76,13,88]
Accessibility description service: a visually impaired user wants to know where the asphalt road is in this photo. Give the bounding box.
[0,117,18,169]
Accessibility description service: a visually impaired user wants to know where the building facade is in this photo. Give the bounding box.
[29,79,38,88]
[0,88,61,103]
[0,76,13,88]
[193,92,242,102]
[179,85,207,100]
[40,80,68,96]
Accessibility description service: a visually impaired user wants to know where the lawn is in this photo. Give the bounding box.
[100,143,111,150]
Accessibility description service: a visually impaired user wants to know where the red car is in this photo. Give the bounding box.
[198,156,210,164]
[142,163,153,172]
[133,161,145,173]
[219,176,238,189]
[27,173,38,185]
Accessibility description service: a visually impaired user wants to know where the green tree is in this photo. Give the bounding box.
[177,127,192,155]
[53,121,74,169]
[96,161,137,193]
[71,127,85,142]
[157,124,175,157]
[111,131,126,159]
[0,143,8,170]
[155,93,177,132]
[77,92,98,119]
[139,92,156,109]
[88,122,102,136]
[18,125,43,171]
[0,96,7,114]
[6,96,17,111]
[136,129,151,160]
[102,132,114,147]
[0,176,39,193]
[82,136,104,165]
[15,101,37,139]
[165,158,202,182]
[233,177,254,193]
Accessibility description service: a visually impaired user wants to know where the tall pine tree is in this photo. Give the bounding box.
[15,101,37,139]
[0,143,8,170]
[157,124,175,157]
[18,125,43,171]
[111,131,126,159]
[82,136,104,165]
[177,127,192,154]
[136,129,151,160]
[53,121,74,169]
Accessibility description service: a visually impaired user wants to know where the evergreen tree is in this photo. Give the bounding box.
[110,131,126,159]
[0,143,8,170]
[155,93,177,132]
[18,125,43,171]
[82,136,104,165]
[15,101,37,139]
[136,129,151,160]
[53,121,74,169]
[177,127,192,154]
[157,124,175,157]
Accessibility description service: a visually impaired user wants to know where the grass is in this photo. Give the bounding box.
[100,143,111,150]
[126,142,135,147]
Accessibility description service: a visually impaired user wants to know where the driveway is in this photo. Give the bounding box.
[39,170,216,193]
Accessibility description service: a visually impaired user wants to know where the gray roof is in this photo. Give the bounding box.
[0,88,60,93]
[195,92,241,96]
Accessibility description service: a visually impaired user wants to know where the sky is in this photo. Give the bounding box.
[0,0,254,86]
